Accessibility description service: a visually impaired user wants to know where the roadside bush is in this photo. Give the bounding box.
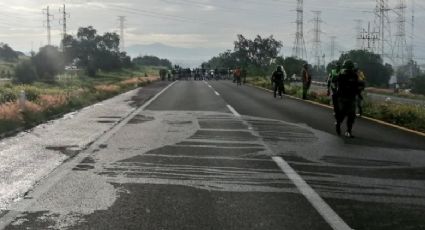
[0,87,18,103]
[13,60,38,84]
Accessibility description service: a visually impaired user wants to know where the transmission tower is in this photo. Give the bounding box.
[394,0,408,66]
[409,0,415,78]
[42,6,54,46]
[374,0,393,61]
[360,22,379,51]
[292,0,307,60]
[59,4,70,50]
[311,11,323,69]
[354,19,363,49]
[118,16,126,51]
[330,36,336,61]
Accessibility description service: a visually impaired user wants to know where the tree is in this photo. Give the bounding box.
[396,60,422,86]
[0,43,19,61]
[133,55,172,68]
[204,34,283,76]
[233,35,282,69]
[411,74,425,95]
[32,46,64,82]
[14,60,38,84]
[282,57,306,78]
[62,26,132,76]
[339,50,393,87]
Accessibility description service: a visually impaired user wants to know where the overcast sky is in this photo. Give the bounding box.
[0,0,425,65]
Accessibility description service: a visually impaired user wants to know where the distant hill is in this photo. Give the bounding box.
[125,43,224,67]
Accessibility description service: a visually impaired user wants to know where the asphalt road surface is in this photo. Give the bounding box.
[2,80,425,230]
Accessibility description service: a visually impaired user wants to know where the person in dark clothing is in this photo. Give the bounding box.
[271,66,286,98]
[327,62,342,119]
[301,64,312,100]
[335,60,360,138]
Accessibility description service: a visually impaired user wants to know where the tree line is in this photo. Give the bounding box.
[203,34,425,94]
[11,26,172,84]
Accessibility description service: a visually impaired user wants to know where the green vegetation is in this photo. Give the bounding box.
[0,25,173,137]
[0,67,159,136]
[248,76,425,133]
[327,50,394,87]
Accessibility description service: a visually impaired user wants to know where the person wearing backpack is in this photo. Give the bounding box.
[335,60,360,138]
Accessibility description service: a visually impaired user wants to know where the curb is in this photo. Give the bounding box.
[248,83,425,138]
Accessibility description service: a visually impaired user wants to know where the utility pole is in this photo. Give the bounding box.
[330,36,337,61]
[360,22,379,51]
[118,16,126,52]
[292,0,307,60]
[374,0,392,61]
[59,4,70,50]
[394,0,408,66]
[311,11,323,69]
[42,6,53,46]
[354,19,363,49]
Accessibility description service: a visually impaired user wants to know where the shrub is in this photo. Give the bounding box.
[13,60,38,84]
[94,84,120,94]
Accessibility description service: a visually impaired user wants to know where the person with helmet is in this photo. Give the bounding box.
[271,65,286,99]
[327,61,342,118]
[354,63,366,116]
[335,60,360,138]
[301,63,312,100]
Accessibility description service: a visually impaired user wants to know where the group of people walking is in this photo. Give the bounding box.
[327,60,365,138]
[270,60,365,138]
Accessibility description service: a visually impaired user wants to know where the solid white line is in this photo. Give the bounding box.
[215,91,220,96]
[272,156,353,230]
[226,104,241,117]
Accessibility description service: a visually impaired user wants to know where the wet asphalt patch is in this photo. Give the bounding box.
[128,114,154,124]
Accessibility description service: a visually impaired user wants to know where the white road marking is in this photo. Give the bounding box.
[272,156,353,230]
[226,105,241,117]
[215,91,220,96]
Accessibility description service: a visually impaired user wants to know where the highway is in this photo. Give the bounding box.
[1,80,425,230]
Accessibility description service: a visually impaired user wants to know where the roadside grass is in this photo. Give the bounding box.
[0,67,160,137]
[247,76,425,133]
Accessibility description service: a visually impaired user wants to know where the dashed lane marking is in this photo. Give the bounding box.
[223,98,353,230]
[215,91,220,96]
[226,105,241,117]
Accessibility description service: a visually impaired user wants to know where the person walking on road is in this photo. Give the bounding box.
[271,66,286,99]
[327,62,342,118]
[301,63,312,100]
[354,63,366,117]
[241,68,248,84]
[234,67,242,86]
[335,60,360,138]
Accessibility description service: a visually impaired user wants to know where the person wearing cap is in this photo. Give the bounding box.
[301,63,312,100]
[335,60,360,138]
